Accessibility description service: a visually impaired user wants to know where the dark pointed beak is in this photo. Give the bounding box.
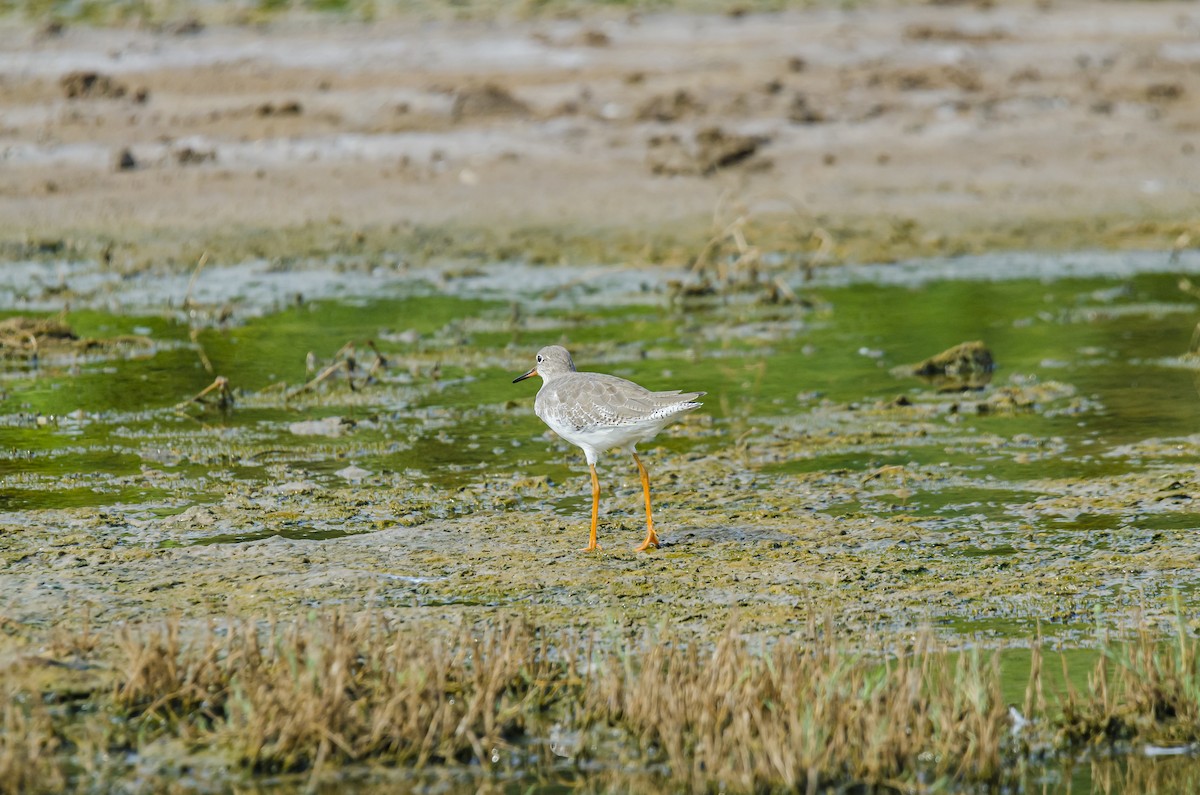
[513,366,537,384]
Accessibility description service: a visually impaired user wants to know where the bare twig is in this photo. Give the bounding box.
[863,464,907,483]
[288,360,352,400]
[287,340,391,400]
[175,375,234,411]
[182,251,210,309]
[189,327,214,374]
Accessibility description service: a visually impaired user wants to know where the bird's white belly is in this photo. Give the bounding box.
[540,411,665,459]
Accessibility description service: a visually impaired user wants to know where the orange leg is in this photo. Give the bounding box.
[583,463,601,552]
[632,452,659,551]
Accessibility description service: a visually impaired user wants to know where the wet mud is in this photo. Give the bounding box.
[3,2,1200,269]
[3,253,1199,643]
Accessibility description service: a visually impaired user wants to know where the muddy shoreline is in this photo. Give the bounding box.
[3,1,1199,269]
[3,252,1199,657]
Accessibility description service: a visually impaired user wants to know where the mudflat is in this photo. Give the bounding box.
[2,0,1198,266]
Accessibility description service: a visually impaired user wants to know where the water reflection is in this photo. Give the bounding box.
[192,739,1200,795]
[1075,751,1200,795]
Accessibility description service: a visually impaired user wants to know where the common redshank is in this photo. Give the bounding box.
[513,345,704,552]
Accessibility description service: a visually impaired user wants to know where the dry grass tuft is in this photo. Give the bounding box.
[680,192,834,305]
[6,611,1200,791]
[587,621,1009,790]
[1058,618,1200,748]
[0,692,66,795]
[0,313,153,363]
[116,614,579,774]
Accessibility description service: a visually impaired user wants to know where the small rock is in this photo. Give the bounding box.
[169,505,220,528]
[636,89,704,123]
[61,70,127,99]
[1146,83,1183,102]
[39,20,66,37]
[788,93,825,124]
[694,126,768,174]
[576,28,610,47]
[265,481,318,495]
[163,17,204,35]
[647,126,769,177]
[256,101,303,117]
[451,83,530,121]
[115,148,137,171]
[902,341,995,391]
[175,146,216,165]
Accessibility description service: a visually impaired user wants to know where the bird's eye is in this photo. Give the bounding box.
[536,355,543,363]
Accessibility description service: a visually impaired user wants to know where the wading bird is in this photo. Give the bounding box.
[514,345,704,552]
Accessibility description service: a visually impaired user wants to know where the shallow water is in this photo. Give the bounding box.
[4,252,1198,517]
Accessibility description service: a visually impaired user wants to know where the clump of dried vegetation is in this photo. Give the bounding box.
[4,612,1200,793]
[0,692,66,794]
[114,615,570,773]
[673,192,835,306]
[589,622,1011,790]
[1055,618,1200,748]
[0,313,153,364]
[287,339,389,400]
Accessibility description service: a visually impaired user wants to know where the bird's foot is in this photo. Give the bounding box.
[634,534,660,552]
